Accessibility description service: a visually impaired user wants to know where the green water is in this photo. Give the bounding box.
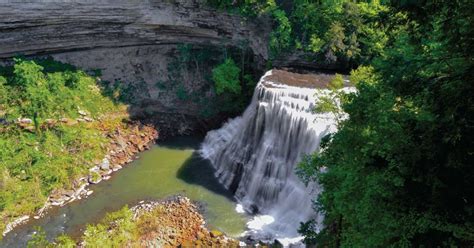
[1,136,247,247]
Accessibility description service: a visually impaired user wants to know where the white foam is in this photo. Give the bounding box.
[235,204,245,214]
[246,215,275,230]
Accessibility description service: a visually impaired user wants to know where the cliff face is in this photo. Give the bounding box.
[0,0,268,59]
[0,0,270,136]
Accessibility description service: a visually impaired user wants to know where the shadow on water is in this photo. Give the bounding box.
[158,135,203,150]
[175,151,235,202]
[158,135,234,201]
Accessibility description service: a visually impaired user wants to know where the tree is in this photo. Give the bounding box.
[324,22,346,63]
[269,9,292,57]
[313,74,347,122]
[212,58,241,95]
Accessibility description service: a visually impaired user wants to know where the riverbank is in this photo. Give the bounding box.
[2,114,158,237]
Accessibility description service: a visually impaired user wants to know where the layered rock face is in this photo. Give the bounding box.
[0,0,268,59]
[0,0,269,136]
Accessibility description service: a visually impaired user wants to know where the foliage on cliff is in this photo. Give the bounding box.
[212,58,241,95]
[298,0,474,246]
[207,0,390,66]
[0,59,126,234]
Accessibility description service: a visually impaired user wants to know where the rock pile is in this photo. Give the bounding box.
[131,196,240,248]
[1,216,29,237]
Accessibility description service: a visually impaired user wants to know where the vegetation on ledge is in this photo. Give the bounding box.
[0,58,135,235]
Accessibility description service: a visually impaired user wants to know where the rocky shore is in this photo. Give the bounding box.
[129,196,240,248]
[2,119,158,237]
[47,121,158,206]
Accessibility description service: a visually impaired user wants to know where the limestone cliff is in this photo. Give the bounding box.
[0,0,268,59]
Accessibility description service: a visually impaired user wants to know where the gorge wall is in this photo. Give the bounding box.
[0,0,270,136]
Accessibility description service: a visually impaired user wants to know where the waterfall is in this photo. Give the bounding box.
[200,70,344,243]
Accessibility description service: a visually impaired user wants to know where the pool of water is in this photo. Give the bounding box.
[1,136,247,247]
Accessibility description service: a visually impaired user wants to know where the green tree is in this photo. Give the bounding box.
[314,74,347,122]
[212,58,241,95]
[12,60,52,129]
[269,9,292,57]
[324,22,346,62]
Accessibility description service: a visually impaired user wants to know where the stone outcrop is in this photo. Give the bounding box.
[0,0,268,60]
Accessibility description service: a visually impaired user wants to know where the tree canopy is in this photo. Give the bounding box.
[298,0,474,246]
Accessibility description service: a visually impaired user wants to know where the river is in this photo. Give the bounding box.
[1,136,247,247]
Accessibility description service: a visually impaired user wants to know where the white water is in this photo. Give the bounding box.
[200,70,345,244]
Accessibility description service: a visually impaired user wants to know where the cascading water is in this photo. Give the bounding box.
[200,70,345,244]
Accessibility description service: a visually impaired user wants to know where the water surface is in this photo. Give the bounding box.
[1,136,247,247]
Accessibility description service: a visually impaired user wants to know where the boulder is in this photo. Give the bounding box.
[88,172,102,184]
[45,119,56,125]
[60,118,70,123]
[19,118,32,124]
[210,230,223,238]
[99,158,110,170]
[63,189,76,197]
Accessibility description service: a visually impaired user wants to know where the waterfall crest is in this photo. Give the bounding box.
[200,70,342,241]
